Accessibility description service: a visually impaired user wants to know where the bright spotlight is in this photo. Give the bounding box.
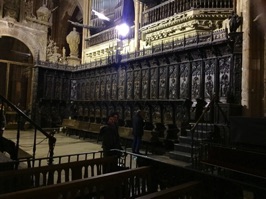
[116,23,129,37]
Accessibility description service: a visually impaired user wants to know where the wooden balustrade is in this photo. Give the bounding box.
[0,166,151,199]
[0,156,118,195]
[135,181,201,199]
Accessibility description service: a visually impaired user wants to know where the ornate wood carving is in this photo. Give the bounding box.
[204,59,215,99]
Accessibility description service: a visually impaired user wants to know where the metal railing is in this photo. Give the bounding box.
[0,95,56,167]
[190,95,229,167]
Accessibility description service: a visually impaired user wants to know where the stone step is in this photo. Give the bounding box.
[168,151,192,163]
[174,143,199,153]
[179,136,207,145]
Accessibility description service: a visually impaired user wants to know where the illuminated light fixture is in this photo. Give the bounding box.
[116,23,129,37]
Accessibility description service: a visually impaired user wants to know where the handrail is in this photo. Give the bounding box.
[0,95,56,165]
[190,95,216,167]
[190,94,230,167]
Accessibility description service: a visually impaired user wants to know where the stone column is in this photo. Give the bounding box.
[241,0,251,116]
[241,0,265,117]
[134,0,140,51]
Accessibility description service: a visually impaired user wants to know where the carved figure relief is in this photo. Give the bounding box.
[192,76,200,99]
[164,106,173,124]
[90,81,95,100]
[141,70,148,99]
[220,72,229,97]
[45,76,53,98]
[3,0,20,20]
[106,78,111,100]
[36,3,52,22]
[100,79,105,99]
[169,66,177,99]
[180,64,189,99]
[150,68,157,99]
[81,82,86,100]
[204,60,215,98]
[62,79,69,100]
[24,0,35,19]
[85,82,90,100]
[118,69,125,100]
[191,63,201,99]
[169,78,177,99]
[159,67,166,99]
[134,71,140,99]
[112,74,117,100]
[127,72,133,99]
[152,106,161,123]
[70,80,77,100]
[95,81,100,100]
[54,78,62,100]
[205,74,213,98]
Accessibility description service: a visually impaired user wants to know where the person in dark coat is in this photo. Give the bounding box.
[0,104,6,137]
[101,115,122,157]
[101,115,123,173]
[132,110,145,154]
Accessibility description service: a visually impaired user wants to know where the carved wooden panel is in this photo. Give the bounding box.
[150,68,158,99]
[141,69,149,99]
[45,75,54,99]
[204,59,215,99]
[54,77,62,100]
[100,75,106,100]
[180,63,190,99]
[191,61,202,100]
[111,73,118,100]
[168,65,177,99]
[126,70,133,100]
[159,67,167,99]
[95,105,101,118]
[118,67,126,100]
[85,80,90,100]
[76,81,81,100]
[101,105,107,119]
[81,80,86,100]
[164,104,174,124]
[70,80,77,100]
[62,78,70,100]
[219,57,231,102]
[90,78,95,100]
[152,104,161,123]
[106,75,111,100]
[95,79,100,100]
[134,70,141,99]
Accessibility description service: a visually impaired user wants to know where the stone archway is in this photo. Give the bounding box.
[0,20,48,61]
[0,20,49,124]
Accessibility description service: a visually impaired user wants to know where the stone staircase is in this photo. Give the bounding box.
[168,123,214,163]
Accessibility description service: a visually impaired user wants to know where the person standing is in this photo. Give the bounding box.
[0,104,6,137]
[101,115,122,157]
[132,110,145,154]
[110,112,119,132]
[101,115,123,173]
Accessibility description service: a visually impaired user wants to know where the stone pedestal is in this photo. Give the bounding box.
[67,56,81,66]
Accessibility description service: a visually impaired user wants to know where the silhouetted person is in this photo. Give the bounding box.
[132,110,145,154]
[0,104,6,137]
